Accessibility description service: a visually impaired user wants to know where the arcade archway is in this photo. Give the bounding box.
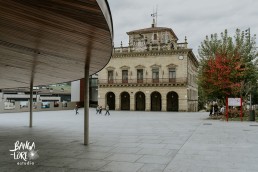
[121,92,130,110]
[167,91,179,111]
[135,91,145,111]
[106,92,115,110]
[151,91,161,111]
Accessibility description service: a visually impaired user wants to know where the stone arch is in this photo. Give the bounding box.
[151,91,161,111]
[135,91,145,111]
[167,91,179,111]
[106,92,115,110]
[120,91,130,110]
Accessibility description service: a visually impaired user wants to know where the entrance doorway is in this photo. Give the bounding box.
[106,92,115,110]
[151,91,161,111]
[135,91,145,111]
[121,92,130,110]
[167,91,179,111]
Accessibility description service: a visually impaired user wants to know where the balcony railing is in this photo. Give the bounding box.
[99,77,187,85]
[113,42,188,53]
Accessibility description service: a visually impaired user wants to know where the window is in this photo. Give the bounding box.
[171,43,174,49]
[153,34,157,40]
[122,70,128,83]
[152,69,159,83]
[169,68,176,82]
[166,32,169,43]
[137,69,143,83]
[162,33,165,43]
[108,71,114,84]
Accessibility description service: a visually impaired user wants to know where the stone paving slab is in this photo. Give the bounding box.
[68,159,110,170]
[104,153,143,162]
[99,161,144,172]
[0,109,258,171]
[136,155,173,164]
[136,148,171,156]
[138,163,166,172]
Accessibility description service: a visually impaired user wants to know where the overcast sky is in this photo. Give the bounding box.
[108,0,258,56]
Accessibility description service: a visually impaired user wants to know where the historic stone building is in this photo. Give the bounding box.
[97,21,198,112]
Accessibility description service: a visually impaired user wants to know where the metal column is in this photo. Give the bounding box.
[84,63,90,145]
[29,81,33,127]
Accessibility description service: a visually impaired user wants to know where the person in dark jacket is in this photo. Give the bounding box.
[209,102,213,116]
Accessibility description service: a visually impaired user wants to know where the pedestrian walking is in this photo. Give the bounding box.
[105,105,110,116]
[214,103,218,115]
[75,105,79,115]
[209,102,213,116]
[96,105,100,114]
[99,106,102,115]
[220,106,225,115]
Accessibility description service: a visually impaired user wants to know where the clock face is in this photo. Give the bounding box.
[179,56,184,60]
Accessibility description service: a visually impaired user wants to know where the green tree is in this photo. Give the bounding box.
[198,29,257,102]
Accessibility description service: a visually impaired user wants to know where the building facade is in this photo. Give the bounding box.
[0,85,73,113]
[97,22,198,112]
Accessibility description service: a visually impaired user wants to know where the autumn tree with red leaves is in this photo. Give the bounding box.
[198,29,257,105]
[200,53,244,99]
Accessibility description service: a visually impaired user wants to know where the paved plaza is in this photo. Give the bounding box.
[1,109,258,172]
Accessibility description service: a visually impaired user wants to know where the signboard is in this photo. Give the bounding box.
[228,98,241,106]
[226,97,243,122]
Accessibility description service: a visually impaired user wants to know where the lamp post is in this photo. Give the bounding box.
[250,92,252,110]
[245,28,256,121]
[248,81,255,121]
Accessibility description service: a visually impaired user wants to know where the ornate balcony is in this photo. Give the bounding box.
[98,77,187,87]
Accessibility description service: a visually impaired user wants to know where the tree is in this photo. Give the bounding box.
[199,53,244,100]
[198,29,257,102]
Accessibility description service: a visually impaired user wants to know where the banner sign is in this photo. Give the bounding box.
[228,98,241,106]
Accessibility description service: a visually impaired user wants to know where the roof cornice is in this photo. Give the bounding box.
[112,49,191,58]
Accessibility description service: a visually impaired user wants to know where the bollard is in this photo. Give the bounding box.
[249,110,255,121]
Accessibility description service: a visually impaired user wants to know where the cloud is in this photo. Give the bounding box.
[108,0,258,55]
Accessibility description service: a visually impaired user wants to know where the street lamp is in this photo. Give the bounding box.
[248,81,255,121]
[248,81,252,109]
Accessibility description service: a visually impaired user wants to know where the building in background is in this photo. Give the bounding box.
[97,19,198,112]
[0,83,72,112]
[71,74,98,107]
